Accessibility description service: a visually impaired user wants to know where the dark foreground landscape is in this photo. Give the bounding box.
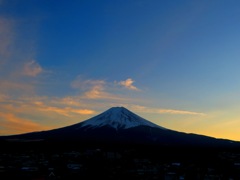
[1,107,240,179]
[1,143,240,180]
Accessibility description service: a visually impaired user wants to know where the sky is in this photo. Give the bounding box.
[1,0,240,141]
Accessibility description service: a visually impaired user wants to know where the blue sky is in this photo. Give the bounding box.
[1,0,240,140]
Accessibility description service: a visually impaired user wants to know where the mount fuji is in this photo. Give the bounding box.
[1,107,240,149]
[80,107,164,130]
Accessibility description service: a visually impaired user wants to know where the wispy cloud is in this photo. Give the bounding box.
[23,60,43,77]
[0,95,96,135]
[125,105,206,116]
[1,96,96,117]
[50,96,82,107]
[117,78,140,91]
[155,109,206,116]
[83,85,106,99]
[0,80,35,96]
[0,112,51,135]
[71,76,142,101]
[0,18,43,96]
[0,60,44,96]
[71,77,109,99]
[0,17,44,96]
[33,101,95,116]
[71,77,129,100]
[71,77,106,90]
[40,106,95,116]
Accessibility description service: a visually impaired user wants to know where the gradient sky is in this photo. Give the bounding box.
[1,0,240,140]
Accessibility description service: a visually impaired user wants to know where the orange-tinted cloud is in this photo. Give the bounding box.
[71,77,125,100]
[1,95,95,116]
[83,83,106,99]
[0,95,96,135]
[117,78,139,91]
[71,77,106,90]
[36,103,95,117]
[0,112,51,135]
[71,77,142,101]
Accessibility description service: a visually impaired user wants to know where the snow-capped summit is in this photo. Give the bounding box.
[80,107,165,130]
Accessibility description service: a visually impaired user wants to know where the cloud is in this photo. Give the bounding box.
[155,109,206,116]
[0,13,43,85]
[0,112,50,135]
[80,83,120,100]
[81,83,136,101]
[71,77,110,99]
[117,78,139,91]
[72,77,142,101]
[79,80,107,99]
[83,85,105,99]
[0,80,35,96]
[1,95,96,117]
[23,60,43,77]
[71,77,105,90]
[0,94,94,113]
[83,88,130,101]
[0,15,43,98]
[126,105,206,116]
[71,77,122,100]
[34,102,95,117]
[0,60,44,97]
[0,94,97,135]
[0,20,44,95]
[50,96,82,107]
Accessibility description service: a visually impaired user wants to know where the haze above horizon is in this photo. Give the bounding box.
[1,0,240,141]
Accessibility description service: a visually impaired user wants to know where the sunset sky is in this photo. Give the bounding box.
[1,0,240,141]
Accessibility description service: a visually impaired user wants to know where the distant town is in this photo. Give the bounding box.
[1,147,240,179]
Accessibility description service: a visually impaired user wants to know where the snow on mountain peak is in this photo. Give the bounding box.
[80,107,165,130]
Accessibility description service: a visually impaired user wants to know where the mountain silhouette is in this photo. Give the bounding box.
[1,107,239,149]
